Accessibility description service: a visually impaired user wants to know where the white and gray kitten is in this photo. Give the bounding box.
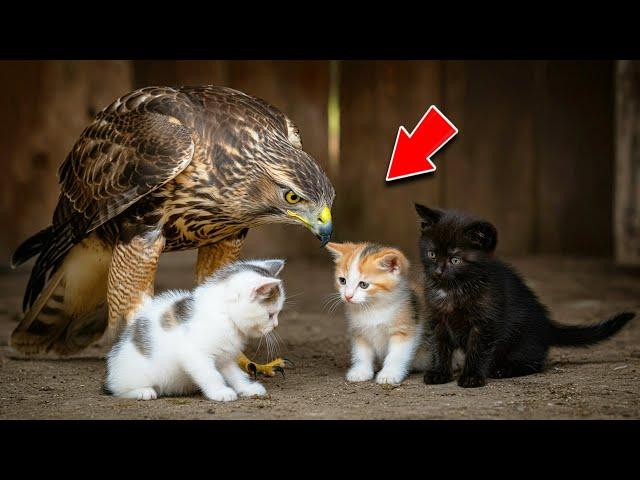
[105,259,286,402]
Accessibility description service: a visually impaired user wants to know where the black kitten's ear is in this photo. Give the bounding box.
[414,203,442,229]
[463,221,498,252]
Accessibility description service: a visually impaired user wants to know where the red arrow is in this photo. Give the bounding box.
[386,105,458,181]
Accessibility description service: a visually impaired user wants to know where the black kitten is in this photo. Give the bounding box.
[415,203,635,388]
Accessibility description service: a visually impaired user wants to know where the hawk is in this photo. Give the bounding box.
[10,85,335,376]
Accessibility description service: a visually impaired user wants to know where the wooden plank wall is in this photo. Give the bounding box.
[534,61,613,256]
[614,60,640,265]
[337,61,443,264]
[0,60,617,268]
[440,60,538,255]
[0,61,132,270]
[339,60,614,258]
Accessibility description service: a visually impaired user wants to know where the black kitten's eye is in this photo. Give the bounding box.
[358,281,369,289]
[450,256,461,265]
[338,277,346,285]
[427,250,436,259]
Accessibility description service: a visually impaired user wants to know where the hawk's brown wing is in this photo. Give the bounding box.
[23,103,196,311]
[56,108,196,232]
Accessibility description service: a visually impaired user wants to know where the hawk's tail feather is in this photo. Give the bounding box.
[22,223,76,312]
[10,226,54,269]
[52,302,108,355]
[11,269,69,354]
[11,270,109,356]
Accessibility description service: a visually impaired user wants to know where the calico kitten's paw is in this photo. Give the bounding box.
[205,386,238,402]
[376,369,406,385]
[237,382,267,398]
[346,366,374,382]
[457,374,487,388]
[423,370,453,385]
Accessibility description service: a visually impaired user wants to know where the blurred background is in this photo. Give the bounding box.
[0,60,638,270]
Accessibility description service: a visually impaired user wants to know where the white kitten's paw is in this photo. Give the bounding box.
[205,387,238,402]
[238,382,267,398]
[124,387,158,401]
[376,369,406,385]
[346,366,374,382]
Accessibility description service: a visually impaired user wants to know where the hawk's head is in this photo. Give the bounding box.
[206,92,336,246]
[251,138,335,246]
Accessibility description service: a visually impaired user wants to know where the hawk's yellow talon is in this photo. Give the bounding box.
[237,352,294,377]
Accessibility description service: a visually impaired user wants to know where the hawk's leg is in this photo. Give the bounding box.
[196,230,294,378]
[195,229,248,285]
[107,233,165,341]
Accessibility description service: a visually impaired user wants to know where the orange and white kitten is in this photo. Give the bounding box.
[326,242,428,385]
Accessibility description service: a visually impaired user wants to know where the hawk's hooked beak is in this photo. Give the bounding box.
[286,205,333,247]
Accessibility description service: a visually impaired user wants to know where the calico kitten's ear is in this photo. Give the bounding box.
[325,242,346,259]
[463,221,498,252]
[252,279,282,301]
[260,259,285,277]
[414,203,442,229]
[376,250,409,276]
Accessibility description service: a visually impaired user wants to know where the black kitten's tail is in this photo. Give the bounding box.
[551,312,635,347]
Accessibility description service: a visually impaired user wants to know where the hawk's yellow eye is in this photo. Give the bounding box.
[285,190,302,204]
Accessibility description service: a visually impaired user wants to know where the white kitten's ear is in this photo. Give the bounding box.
[261,259,285,277]
[247,259,285,277]
[252,279,282,301]
[376,250,409,275]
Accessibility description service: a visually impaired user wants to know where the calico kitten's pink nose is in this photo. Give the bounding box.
[345,294,353,302]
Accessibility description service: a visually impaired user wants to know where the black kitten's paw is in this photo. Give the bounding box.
[423,370,453,385]
[458,374,487,388]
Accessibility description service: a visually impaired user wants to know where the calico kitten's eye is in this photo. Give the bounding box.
[358,281,369,289]
[450,256,462,265]
[427,250,436,259]
[285,190,302,204]
[338,277,346,285]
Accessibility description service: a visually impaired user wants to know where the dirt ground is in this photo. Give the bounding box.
[0,254,638,419]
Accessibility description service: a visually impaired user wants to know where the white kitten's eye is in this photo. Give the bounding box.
[450,256,461,265]
[338,277,346,285]
[269,313,275,320]
[427,250,436,259]
[358,281,369,289]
